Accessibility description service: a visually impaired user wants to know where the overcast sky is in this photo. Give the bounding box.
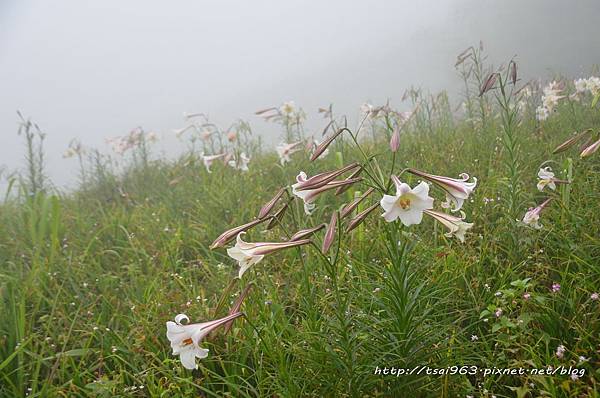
[1,0,599,188]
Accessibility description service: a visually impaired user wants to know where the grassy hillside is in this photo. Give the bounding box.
[1,59,600,397]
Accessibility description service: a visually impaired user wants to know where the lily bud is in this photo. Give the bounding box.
[289,224,326,241]
[552,130,592,154]
[509,60,517,85]
[310,127,346,161]
[407,168,477,212]
[210,218,269,249]
[267,202,289,230]
[580,137,600,158]
[258,188,285,219]
[293,163,360,191]
[223,284,253,335]
[335,167,363,195]
[321,212,338,254]
[479,73,498,96]
[346,203,379,233]
[389,127,400,152]
[340,188,375,218]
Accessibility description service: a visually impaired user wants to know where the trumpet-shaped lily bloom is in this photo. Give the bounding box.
[537,167,556,191]
[522,198,552,229]
[227,232,311,278]
[166,312,243,369]
[292,172,362,215]
[535,167,569,191]
[407,169,477,212]
[202,153,226,173]
[423,209,474,243]
[228,152,251,172]
[380,176,434,226]
[276,142,302,165]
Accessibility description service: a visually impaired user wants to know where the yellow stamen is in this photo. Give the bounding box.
[398,197,411,209]
[182,338,193,346]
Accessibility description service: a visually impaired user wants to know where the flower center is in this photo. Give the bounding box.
[182,338,193,346]
[397,196,411,210]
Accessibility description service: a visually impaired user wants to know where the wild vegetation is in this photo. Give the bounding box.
[1,48,599,397]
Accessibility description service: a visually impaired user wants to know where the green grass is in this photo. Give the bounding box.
[1,73,600,397]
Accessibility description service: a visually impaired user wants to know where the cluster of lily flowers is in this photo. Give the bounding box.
[255,100,307,125]
[522,128,600,229]
[536,76,600,121]
[105,127,158,155]
[535,81,564,121]
[166,123,479,369]
[173,112,254,173]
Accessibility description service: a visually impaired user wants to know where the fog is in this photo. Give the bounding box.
[1,0,599,188]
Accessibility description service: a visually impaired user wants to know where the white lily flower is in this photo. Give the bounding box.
[202,153,226,173]
[166,312,243,370]
[574,78,588,93]
[380,176,434,226]
[423,209,474,243]
[228,152,251,172]
[279,101,296,117]
[522,198,552,229]
[227,232,311,278]
[276,142,302,165]
[407,169,477,212]
[536,106,549,121]
[536,167,556,191]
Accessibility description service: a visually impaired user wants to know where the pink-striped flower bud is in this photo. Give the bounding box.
[258,188,285,219]
[340,188,375,219]
[346,203,379,233]
[389,127,400,152]
[210,218,269,249]
[289,224,326,241]
[321,212,338,254]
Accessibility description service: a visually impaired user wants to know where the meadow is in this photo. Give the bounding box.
[1,50,599,397]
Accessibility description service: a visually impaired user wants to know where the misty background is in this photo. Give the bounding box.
[1,0,599,189]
